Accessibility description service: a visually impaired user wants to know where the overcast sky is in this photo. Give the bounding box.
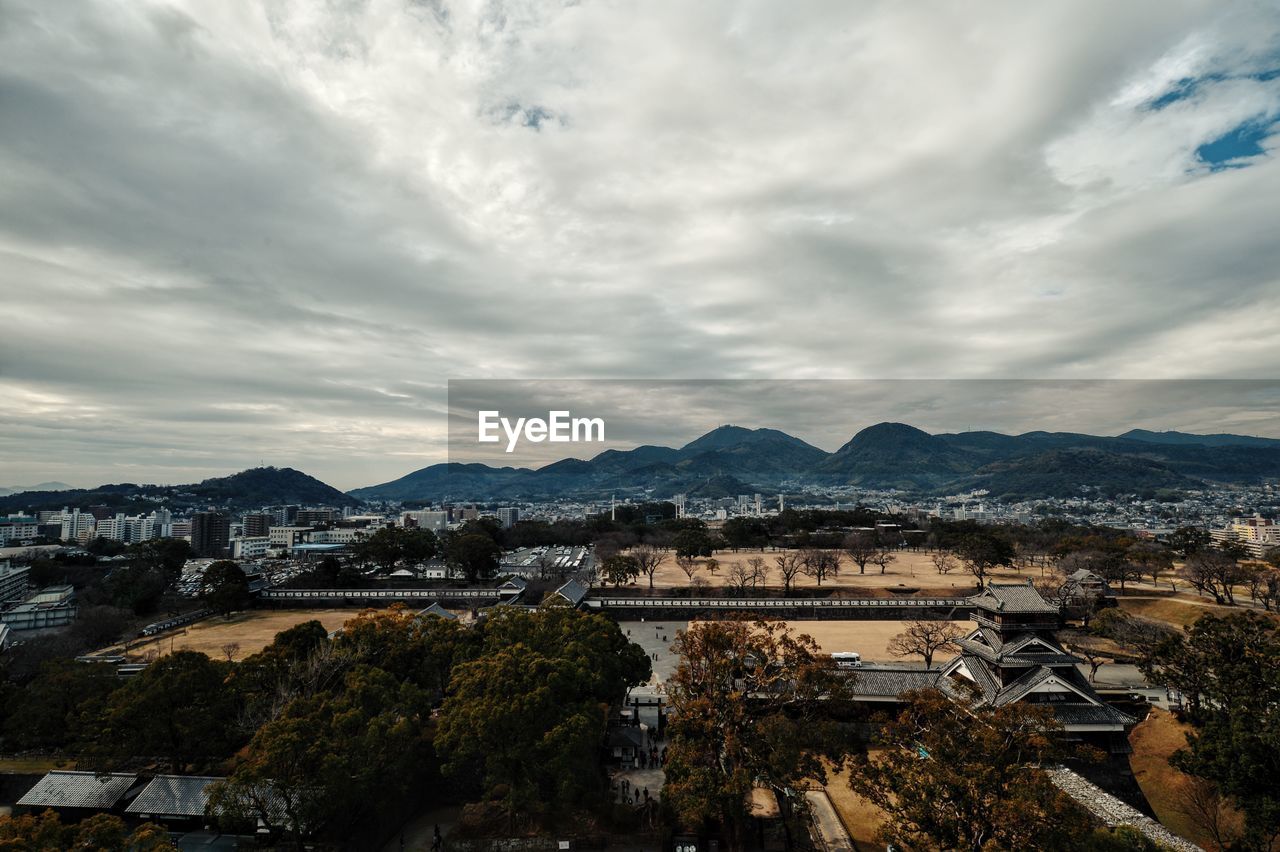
[2,1,1280,490]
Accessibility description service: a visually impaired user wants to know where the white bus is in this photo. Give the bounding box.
[831,651,862,669]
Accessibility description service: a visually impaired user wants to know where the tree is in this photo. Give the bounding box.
[675,555,700,587]
[3,659,119,750]
[202,560,250,616]
[843,532,878,575]
[931,550,959,574]
[446,533,501,583]
[869,546,896,575]
[210,665,432,841]
[1180,550,1247,605]
[955,530,1015,586]
[848,688,1095,851]
[747,556,770,590]
[664,620,856,848]
[601,554,640,587]
[774,552,803,595]
[631,544,665,592]
[1060,630,1112,682]
[1141,612,1280,847]
[83,650,242,772]
[435,608,649,827]
[1169,526,1211,557]
[887,620,962,668]
[725,560,753,595]
[673,529,714,560]
[1127,541,1173,586]
[0,810,175,849]
[1174,776,1242,851]
[800,548,840,586]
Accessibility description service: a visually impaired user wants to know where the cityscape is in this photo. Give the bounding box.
[3,1,1280,851]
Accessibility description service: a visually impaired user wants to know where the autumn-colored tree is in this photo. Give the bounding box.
[849,687,1095,851]
[0,810,175,850]
[887,620,963,668]
[664,620,856,849]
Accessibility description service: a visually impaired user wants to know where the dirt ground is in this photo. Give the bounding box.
[687,619,943,663]
[1129,707,1245,849]
[635,548,1037,592]
[111,609,366,661]
[823,756,889,851]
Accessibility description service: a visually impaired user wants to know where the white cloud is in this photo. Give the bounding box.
[1,0,1279,489]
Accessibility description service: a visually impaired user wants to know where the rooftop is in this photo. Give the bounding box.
[969,581,1059,615]
[125,775,222,818]
[18,771,139,810]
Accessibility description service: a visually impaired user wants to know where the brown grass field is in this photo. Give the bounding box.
[636,548,1037,592]
[1129,707,1245,849]
[1116,595,1273,629]
[113,609,366,662]
[687,618,945,662]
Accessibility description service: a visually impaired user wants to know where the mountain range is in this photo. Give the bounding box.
[349,423,1280,502]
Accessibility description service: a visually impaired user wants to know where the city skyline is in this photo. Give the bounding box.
[3,2,1280,490]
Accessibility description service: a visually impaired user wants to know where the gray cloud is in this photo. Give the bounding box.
[1,0,1279,490]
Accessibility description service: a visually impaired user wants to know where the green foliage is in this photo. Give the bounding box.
[600,554,640,587]
[1143,612,1280,847]
[446,533,502,582]
[83,650,242,772]
[672,528,714,559]
[350,525,439,570]
[201,560,250,616]
[209,665,432,840]
[435,608,650,822]
[3,659,118,750]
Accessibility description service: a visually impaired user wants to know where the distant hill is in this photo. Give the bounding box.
[1118,429,1280,448]
[186,467,357,508]
[0,467,356,513]
[954,448,1197,500]
[0,481,72,497]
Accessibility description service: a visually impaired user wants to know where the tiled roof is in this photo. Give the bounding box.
[846,666,940,698]
[17,771,138,809]
[416,602,457,619]
[125,775,221,818]
[969,581,1059,614]
[1051,703,1137,726]
[554,579,588,606]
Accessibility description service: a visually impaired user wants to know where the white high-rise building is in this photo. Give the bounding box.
[497,507,519,529]
[674,494,687,519]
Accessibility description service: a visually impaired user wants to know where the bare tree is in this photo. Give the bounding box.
[632,544,665,592]
[747,556,770,590]
[869,547,896,575]
[887,621,963,669]
[843,532,878,575]
[800,548,840,586]
[676,555,700,587]
[1175,776,1241,851]
[930,551,958,575]
[726,561,753,595]
[1181,550,1247,605]
[774,552,803,595]
[1060,631,1110,682]
[221,641,241,662]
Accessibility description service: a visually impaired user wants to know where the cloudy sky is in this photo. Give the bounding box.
[2,1,1280,490]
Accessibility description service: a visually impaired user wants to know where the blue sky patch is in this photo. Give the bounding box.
[1196,119,1277,170]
